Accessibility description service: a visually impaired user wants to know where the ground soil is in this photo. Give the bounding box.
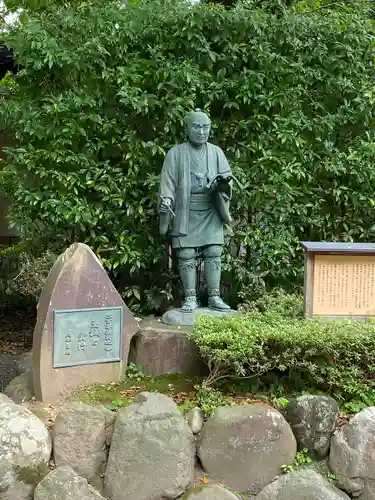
[0,307,35,354]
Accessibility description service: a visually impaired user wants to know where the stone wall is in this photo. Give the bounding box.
[0,388,371,500]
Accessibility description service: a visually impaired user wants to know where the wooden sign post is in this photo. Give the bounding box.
[301,242,375,318]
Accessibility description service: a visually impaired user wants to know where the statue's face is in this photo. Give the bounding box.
[187,115,211,146]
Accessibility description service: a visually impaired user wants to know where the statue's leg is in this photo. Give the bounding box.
[203,244,230,311]
[177,247,198,312]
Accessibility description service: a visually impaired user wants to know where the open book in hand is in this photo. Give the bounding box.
[205,174,233,195]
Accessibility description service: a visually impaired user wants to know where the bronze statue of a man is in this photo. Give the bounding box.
[159,109,233,313]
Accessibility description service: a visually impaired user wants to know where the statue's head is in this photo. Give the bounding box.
[185,108,211,146]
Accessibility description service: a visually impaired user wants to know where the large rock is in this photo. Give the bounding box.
[361,481,375,500]
[15,351,33,375]
[186,484,240,499]
[53,402,115,489]
[104,392,195,500]
[0,353,19,391]
[186,407,205,435]
[0,392,13,404]
[32,242,139,404]
[286,395,339,458]
[0,352,33,394]
[0,398,52,499]
[4,371,34,404]
[255,470,350,499]
[34,465,105,500]
[129,318,206,376]
[197,404,296,494]
[329,406,375,497]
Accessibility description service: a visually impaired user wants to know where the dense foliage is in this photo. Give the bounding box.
[191,292,375,412]
[1,0,375,311]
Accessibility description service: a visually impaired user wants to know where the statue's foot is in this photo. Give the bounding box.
[208,295,231,311]
[180,296,199,313]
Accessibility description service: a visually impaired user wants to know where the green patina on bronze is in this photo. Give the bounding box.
[159,109,234,313]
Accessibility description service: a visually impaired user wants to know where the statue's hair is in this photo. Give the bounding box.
[185,108,210,125]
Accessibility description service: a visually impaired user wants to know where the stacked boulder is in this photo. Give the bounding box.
[197,404,297,494]
[104,392,195,499]
[0,394,51,499]
[329,406,375,499]
[1,388,375,499]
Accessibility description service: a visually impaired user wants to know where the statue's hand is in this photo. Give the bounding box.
[160,197,172,214]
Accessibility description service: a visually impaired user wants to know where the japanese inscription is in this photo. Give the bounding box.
[53,307,123,368]
[312,255,375,316]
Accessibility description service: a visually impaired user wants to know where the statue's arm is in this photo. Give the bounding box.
[159,149,177,208]
[217,147,232,176]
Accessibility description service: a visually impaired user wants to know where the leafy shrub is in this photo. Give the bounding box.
[190,293,375,407]
[1,0,375,311]
[195,383,230,416]
[0,247,55,308]
[243,288,304,317]
[281,448,312,473]
[125,363,145,383]
[0,161,17,202]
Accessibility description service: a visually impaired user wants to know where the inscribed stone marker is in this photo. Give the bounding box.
[301,241,375,318]
[33,242,139,404]
[53,307,123,368]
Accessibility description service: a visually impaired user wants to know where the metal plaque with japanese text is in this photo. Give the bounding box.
[53,306,123,368]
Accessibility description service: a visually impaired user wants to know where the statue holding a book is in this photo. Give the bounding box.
[159,108,238,323]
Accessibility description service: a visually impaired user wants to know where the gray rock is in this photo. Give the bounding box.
[161,307,240,326]
[0,481,37,500]
[0,397,52,499]
[0,353,19,391]
[255,469,350,500]
[286,395,339,458]
[14,351,33,375]
[360,479,375,500]
[330,406,375,497]
[361,480,375,500]
[104,392,195,500]
[53,402,115,490]
[197,404,297,494]
[0,392,13,404]
[4,370,34,403]
[34,465,105,500]
[186,407,205,434]
[130,319,206,376]
[186,484,240,499]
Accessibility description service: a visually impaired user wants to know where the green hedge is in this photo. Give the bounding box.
[1,0,375,311]
[191,293,375,410]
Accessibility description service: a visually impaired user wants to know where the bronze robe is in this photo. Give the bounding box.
[159,142,232,249]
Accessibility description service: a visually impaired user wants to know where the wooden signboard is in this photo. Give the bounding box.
[301,242,375,318]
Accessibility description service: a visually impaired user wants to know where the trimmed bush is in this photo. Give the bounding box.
[190,292,375,408]
[1,0,375,311]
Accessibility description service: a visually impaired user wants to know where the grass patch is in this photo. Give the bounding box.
[72,367,351,423]
[74,371,201,411]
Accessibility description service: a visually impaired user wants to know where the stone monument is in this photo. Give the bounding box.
[32,242,139,404]
[159,108,239,325]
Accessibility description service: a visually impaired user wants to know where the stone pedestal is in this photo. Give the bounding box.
[161,307,240,326]
[129,318,207,377]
